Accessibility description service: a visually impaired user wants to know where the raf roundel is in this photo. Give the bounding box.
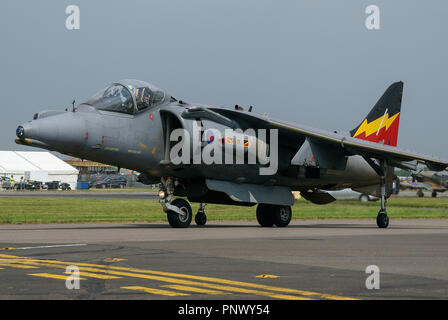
[205,130,214,144]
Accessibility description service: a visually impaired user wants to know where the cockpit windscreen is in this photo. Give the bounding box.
[84,80,166,115]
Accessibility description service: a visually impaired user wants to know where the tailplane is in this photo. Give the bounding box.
[350,81,403,147]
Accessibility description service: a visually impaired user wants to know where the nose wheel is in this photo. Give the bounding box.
[166,198,192,228]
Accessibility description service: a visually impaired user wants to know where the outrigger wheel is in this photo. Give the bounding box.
[166,198,192,228]
[376,210,389,228]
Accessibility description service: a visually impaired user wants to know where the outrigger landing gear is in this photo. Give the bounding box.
[195,203,207,226]
[376,160,390,229]
[377,209,389,228]
[159,177,192,228]
[363,157,391,229]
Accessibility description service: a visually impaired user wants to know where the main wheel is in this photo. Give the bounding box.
[417,190,424,197]
[167,198,192,228]
[195,212,207,226]
[376,210,389,228]
[432,191,437,198]
[256,204,275,227]
[272,205,292,227]
[359,194,369,202]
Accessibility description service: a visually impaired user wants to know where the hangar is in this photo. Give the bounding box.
[0,151,79,190]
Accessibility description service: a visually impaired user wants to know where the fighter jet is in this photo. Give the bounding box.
[15,80,448,228]
[399,170,448,197]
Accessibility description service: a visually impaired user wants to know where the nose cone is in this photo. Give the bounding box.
[16,112,86,153]
[16,125,25,138]
[16,121,37,141]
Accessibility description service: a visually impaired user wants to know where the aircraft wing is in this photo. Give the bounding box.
[206,107,448,171]
[399,182,429,190]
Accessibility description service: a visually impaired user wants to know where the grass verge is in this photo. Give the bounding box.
[0,197,447,224]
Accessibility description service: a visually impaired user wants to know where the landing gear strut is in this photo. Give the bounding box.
[167,198,192,228]
[376,160,389,229]
[159,177,192,228]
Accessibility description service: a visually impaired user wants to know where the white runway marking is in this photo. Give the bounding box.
[15,244,87,250]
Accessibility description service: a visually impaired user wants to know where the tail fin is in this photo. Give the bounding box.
[350,81,403,147]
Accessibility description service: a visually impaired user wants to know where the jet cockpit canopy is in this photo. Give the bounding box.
[84,79,166,114]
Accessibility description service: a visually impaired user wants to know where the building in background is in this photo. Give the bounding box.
[64,158,117,182]
[64,158,143,188]
[0,151,79,190]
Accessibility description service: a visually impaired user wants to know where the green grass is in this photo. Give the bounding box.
[0,187,157,193]
[0,196,447,224]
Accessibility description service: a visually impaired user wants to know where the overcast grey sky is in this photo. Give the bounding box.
[1,1,447,158]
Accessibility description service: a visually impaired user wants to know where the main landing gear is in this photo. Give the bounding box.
[256,204,292,227]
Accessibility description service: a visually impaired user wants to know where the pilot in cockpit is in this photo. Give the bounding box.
[120,89,134,114]
[135,87,152,111]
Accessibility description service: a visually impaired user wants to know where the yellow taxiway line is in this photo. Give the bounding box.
[0,263,39,269]
[122,286,190,297]
[28,273,87,280]
[0,254,357,300]
[162,284,231,295]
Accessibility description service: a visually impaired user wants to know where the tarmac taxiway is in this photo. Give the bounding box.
[1,219,447,299]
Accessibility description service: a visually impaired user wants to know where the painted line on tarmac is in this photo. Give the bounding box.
[0,263,39,269]
[64,271,122,280]
[122,286,190,297]
[28,273,87,280]
[0,254,355,300]
[1,256,310,300]
[13,244,88,250]
[162,284,231,295]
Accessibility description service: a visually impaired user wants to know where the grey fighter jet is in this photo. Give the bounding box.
[15,80,448,228]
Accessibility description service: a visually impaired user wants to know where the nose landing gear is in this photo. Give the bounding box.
[159,177,193,228]
[166,198,192,228]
